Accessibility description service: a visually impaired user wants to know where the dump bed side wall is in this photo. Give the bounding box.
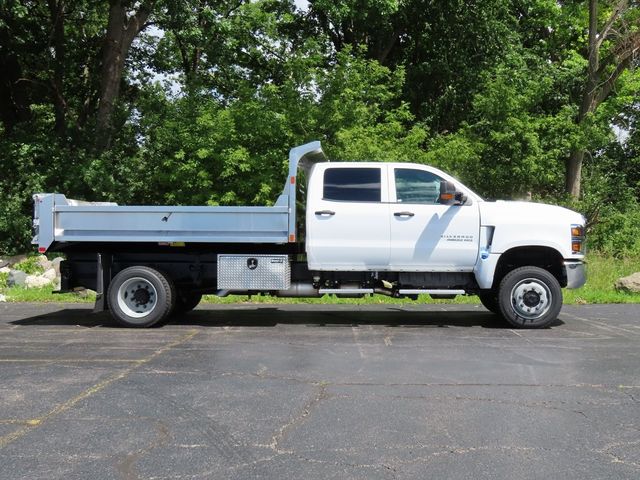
[33,194,290,251]
[54,205,289,244]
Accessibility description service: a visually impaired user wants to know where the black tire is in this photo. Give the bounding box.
[107,266,175,328]
[497,266,562,328]
[173,291,202,315]
[478,291,500,314]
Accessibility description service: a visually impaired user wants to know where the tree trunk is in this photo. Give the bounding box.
[565,0,598,199]
[566,150,584,198]
[95,1,125,149]
[564,0,637,199]
[95,1,151,150]
[48,0,66,137]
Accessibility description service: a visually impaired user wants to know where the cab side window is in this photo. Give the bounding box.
[394,168,442,204]
[323,168,381,202]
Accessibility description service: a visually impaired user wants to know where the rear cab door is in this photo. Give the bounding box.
[306,163,390,270]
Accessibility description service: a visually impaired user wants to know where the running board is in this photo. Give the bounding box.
[398,289,466,295]
[319,288,374,295]
[318,288,466,296]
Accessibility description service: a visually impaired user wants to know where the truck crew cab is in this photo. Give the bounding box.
[32,141,586,328]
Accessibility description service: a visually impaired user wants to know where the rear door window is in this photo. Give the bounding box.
[323,168,381,202]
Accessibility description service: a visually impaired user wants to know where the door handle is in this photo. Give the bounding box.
[394,211,415,217]
[315,210,335,216]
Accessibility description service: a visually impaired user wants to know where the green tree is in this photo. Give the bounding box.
[566,0,640,198]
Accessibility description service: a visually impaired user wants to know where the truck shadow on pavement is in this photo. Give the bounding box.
[11,307,564,329]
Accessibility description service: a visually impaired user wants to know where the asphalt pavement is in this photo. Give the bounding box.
[0,302,639,479]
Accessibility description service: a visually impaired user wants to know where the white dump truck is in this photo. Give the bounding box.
[32,141,586,328]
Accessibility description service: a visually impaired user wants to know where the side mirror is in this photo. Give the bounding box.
[439,180,467,205]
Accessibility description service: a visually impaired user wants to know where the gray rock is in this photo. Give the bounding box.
[0,259,8,269]
[42,268,57,281]
[8,270,27,287]
[73,287,89,298]
[615,273,640,293]
[25,275,52,289]
[51,257,64,275]
[36,255,52,272]
[5,254,27,268]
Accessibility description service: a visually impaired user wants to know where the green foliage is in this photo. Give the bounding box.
[0,123,48,255]
[113,48,428,208]
[0,0,639,258]
[307,0,517,131]
[449,52,573,197]
[586,207,640,257]
[13,255,44,275]
[0,271,8,289]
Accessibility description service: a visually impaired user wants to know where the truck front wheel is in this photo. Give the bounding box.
[497,266,562,328]
[107,266,175,328]
[478,291,500,314]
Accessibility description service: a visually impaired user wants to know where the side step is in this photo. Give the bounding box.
[398,289,466,295]
[318,288,466,295]
[319,288,374,295]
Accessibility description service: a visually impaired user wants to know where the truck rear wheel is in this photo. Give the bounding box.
[498,266,562,328]
[107,266,175,328]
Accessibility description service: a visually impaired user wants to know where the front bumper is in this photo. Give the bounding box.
[564,261,586,289]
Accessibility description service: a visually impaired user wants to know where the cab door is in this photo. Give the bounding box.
[306,165,390,270]
[388,167,480,271]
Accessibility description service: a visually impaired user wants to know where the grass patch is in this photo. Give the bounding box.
[563,254,640,304]
[1,287,94,303]
[201,292,480,305]
[13,255,45,275]
[1,254,638,304]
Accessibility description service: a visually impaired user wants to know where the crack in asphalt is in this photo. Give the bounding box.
[0,330,199,450]
[598,441,640,469]
[209,369,640,391]
[128,381,252,466]
[261,382,329,454]
[115,421,170,480]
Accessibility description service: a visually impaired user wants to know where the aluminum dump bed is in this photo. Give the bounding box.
[32,142,327,252]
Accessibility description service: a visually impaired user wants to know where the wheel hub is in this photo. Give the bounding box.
[523,290,541,307]
[117,277,157,318]
[510,279,552,320]
[132,287,151,306]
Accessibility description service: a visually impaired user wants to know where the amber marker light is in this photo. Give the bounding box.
[571,224,585,253]
[571,226,584,237]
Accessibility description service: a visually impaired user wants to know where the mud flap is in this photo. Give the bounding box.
[93,253,112,313]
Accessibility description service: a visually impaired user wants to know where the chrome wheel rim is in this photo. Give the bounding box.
[117,277,157,319]
[510,278,552,320]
